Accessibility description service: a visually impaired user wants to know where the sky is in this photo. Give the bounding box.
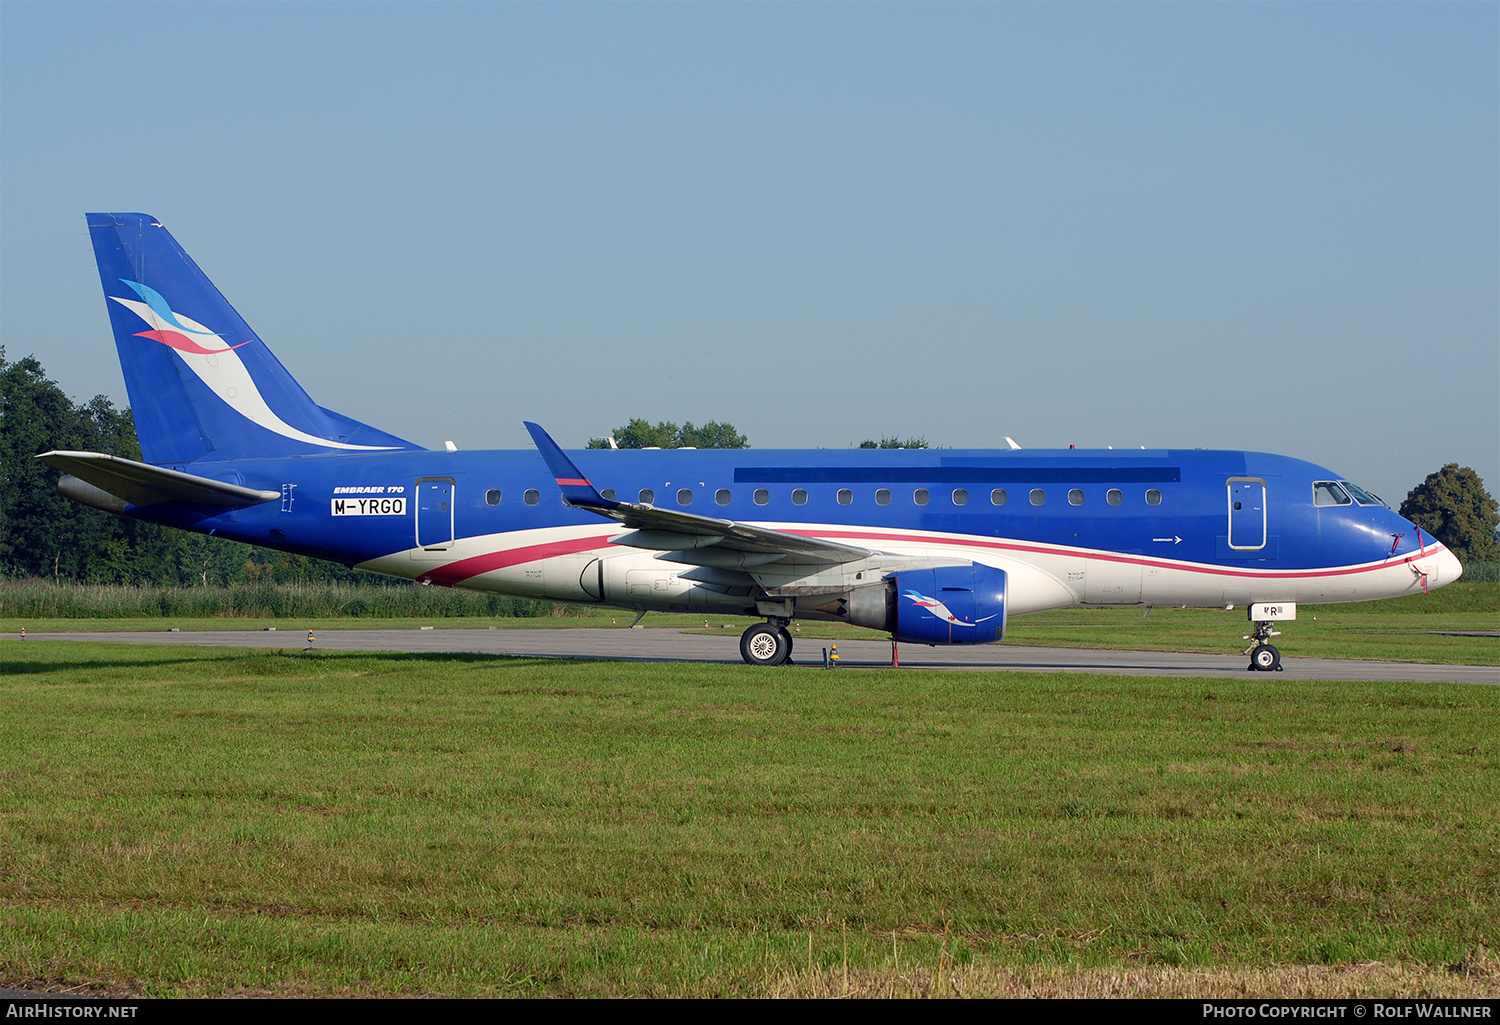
[2,2,1495,505]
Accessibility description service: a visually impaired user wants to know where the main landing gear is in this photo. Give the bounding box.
[740,619,794,666]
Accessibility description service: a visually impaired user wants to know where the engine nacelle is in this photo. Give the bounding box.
[837,564,1008,645]
[890,565,1008,645]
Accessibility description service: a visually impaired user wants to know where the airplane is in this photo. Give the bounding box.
[39,213,1463,670]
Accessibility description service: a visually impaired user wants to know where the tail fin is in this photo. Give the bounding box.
[86,213,422,464]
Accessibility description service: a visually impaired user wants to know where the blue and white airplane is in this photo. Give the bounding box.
[41,213,1463,669]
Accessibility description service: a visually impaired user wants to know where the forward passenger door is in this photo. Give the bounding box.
[1227,478,1266,551]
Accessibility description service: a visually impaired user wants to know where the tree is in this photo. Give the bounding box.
[0,350,384,585]
[587,419,749,449]
[1,349,154,581]
[858,436,928,449]
[1399,464,1499,564]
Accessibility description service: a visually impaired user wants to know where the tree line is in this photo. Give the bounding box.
[583,419,928,451]
[2,351,1494,585]
[0,351,369,586]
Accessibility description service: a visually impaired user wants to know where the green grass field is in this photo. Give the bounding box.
[7,581,1494,665]
[1,642,1496,997]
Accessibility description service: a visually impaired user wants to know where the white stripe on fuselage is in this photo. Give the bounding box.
[352,522,1444,614]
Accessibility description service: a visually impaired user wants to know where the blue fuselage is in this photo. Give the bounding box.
[134,445,1445,613]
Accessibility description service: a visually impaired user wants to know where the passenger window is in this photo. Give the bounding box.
[677,488,693,505]
[1313,481,1351,507]
[1068,489,1084,506]
[875,488,891,506]
[1030,489,1045,506]
[753,489,769,506]
[837,489,853,505]
[953,489,968,506]
[1106,489,1122,506]
[991,489,1006,506]
[485,489,502,506]
[600,489,616,502]
[715,488,731,505]
[792,489,808,505]
[524,489,539,506]
[914,489,930,506]
[639,488,655,504]
[1146,489,1162,506]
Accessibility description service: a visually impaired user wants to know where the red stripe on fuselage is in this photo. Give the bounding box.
[417,533,615,586]
[789,527,1444,580]
[411,525,1443,589]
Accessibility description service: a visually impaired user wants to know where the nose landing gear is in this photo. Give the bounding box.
[1246,634,1282,672]
[1242,602,1294,672]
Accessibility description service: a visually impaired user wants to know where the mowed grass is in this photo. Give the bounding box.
[1,642,1496,997]
[996,584,1498,665]
[5,582,1496,665]
[703,583,1499,665]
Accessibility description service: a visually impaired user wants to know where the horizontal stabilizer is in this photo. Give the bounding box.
[38,450,282,508]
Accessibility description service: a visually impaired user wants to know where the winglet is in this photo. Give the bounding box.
[523,422,619,510]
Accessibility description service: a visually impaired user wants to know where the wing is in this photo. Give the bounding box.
[524,422,872,564]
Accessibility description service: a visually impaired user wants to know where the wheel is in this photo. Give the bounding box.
[741,623,790,666]
[778,627,794,663]
[1251,644,1281,672]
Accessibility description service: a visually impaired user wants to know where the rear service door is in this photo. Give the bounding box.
[416,478,455,551]
[1227,478,1266,551]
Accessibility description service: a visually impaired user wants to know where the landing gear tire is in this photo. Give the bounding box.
[779,628,794,664]
[741,623,791,666]
[1249,644,1281,672]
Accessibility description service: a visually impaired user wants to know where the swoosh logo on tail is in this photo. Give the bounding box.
[132,329,252,356]
[111,282,397,451]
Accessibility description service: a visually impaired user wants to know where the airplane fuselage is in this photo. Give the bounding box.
[125,445,1456,619]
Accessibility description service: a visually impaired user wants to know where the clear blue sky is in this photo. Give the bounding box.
[3,2,1495,505]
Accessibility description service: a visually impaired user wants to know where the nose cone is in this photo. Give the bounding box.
[1386,510,1464,590]
[1414,540,1463,590]
[1440,546,1464,584]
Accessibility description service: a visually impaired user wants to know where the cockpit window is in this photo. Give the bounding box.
[1313,481,1352,507]
[1340,481,1385,507]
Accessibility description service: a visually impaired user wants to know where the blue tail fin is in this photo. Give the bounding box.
[86,213,422,465]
